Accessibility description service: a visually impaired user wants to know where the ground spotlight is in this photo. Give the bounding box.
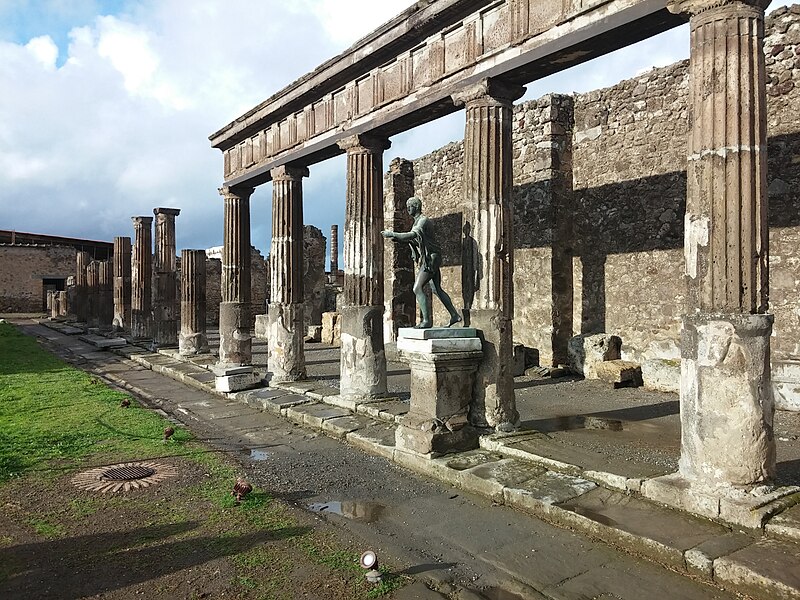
[359,550,381,583]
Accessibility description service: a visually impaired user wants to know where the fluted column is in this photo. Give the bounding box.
[75,251,90,323]
[268,165,308,382]
[112,236,132,331]
[337,134,390,400]
[642,0,775,526]
[218,186,254,366]
[330,224,339,277]
[179,249,208,355]
[153,207,181,346]
[131,216,153,340]
[453,78,524,430]
[86,261,100,328]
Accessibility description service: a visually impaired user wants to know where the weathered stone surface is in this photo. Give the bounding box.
[567,333,622,379]
[112,236,132,331]
[595,359,642,388]
[267,302,306,382]
[215,370,259,393]
[179,249,208,356]
[303,224,326,328]
[772,360,800,411]
[321,311,340,346]
[254,314,268,339]
[305,325,322,343]
[641,358,680,393]
[130,217,152,340]
[152,208,180,347]
[713,539,800,600]
[339,304,387,400]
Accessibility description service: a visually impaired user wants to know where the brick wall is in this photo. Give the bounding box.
[0,245,75,312]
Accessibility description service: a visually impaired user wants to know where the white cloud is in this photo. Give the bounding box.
[25,35,58,69]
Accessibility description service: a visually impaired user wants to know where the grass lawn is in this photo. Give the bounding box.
[0,322,405,599]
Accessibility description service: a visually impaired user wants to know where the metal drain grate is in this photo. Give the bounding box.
[102,465,156,481]
[72,461,178,493]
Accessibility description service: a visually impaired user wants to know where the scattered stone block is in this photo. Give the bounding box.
[772,360,800,412]
[595,360,643,388]
[214,365,259,393]
[567,333,622,379]
[305,325,322,343]
[321,311,341,346]
[512,344,539,377]
[254,314,269,339]
[641,358,680,393]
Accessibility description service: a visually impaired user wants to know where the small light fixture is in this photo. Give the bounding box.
[360,550,381,584]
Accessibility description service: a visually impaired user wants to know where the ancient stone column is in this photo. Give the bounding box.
[268,165,308,382]
[453,78,525,430]
[153,207,181,346]
[57,291,68,318]
[98,260,113,330]
[330,224,339,276]
[218,186,254,366]
[383,158,416,344]
[112,236,132,331]
[75,251,90,323]
[337,134,390,400]
[86,260,100,328]
[131,216,153,340]
[641,0,775,526]
[179,249,208,355]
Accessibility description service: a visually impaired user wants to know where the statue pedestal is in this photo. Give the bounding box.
[395,327,483,457]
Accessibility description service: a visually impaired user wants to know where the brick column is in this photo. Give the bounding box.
[179,249,208,355]
[86,261,100,328]
[131,216,153,340]
[337,134,390,400]
[75,251,90,323]
[453,78,524,430]
[97,260,113,330]
[643,0,775,527]
[383,158,416,344]
[153,207,181,347]
[268,165,308,382]
[218,186,254,366]
[112,236,132,331]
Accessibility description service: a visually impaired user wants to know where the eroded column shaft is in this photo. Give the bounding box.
[268,166,307,382]
[330,224,339,275]
[131,216,153,340]
[86,261,100,328]
[98,260,113,330]
[670,0,775,485]
[153,207,181,346]
[75,251,90,323]
[180,249,208,355]
[453,79,524,429]
[338,134,390,399]
[219,186,253,366]
[113,236,132,331]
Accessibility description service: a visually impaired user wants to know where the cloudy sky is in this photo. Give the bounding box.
[0,0,794,259]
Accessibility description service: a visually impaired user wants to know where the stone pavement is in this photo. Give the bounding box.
[22,318,800,599]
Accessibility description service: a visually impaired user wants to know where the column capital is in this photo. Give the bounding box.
[153,207,181,217]
[218,185,255,201]
[667,0,770,16]
[131,216,153,226]
[270,165,309,182]
[337,134,391,154]
[452,78,526,109]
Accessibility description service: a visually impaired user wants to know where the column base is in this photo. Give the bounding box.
[219,301,252,365]
[339,305,387,402]
[179,331,209,356]
[469,310,518,430]
[679,313,775,486]
[268,302,306,383]
[641,472,800,529]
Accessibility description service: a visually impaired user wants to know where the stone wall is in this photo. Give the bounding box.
[0,244,75,312]
[303,225,327,327]
[404,6,800,367]
[203,246,267,326]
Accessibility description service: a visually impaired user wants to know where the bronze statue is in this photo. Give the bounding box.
[382,196,462,329]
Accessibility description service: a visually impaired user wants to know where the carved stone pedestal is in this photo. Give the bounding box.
[395,328,483,457]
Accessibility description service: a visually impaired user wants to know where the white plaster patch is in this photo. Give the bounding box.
[574,125,602,144]
[684,213,709,279]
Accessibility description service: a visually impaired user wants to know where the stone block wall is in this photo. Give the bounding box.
[202,246,267,326]
[404,6,800,366]
[0,245,75,312]
[303,225,327,327]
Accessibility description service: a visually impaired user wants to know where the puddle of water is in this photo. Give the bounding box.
[244,448,271,461]
[307,500,385,523]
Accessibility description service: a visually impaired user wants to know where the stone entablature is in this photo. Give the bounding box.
[210,0,683,187]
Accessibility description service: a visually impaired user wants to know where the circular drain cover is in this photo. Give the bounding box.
[72,461,178,494]
[102,465,156,481]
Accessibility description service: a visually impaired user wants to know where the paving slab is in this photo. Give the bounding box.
[713,538,800,600]
[286,403,353,428]
[356,398,410,423]
[684,532,755,579]
[504,471,598,513]
[766,501,800,543]
[346,423,397,460]
[458,458,547,502]
[321,414,373,439]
